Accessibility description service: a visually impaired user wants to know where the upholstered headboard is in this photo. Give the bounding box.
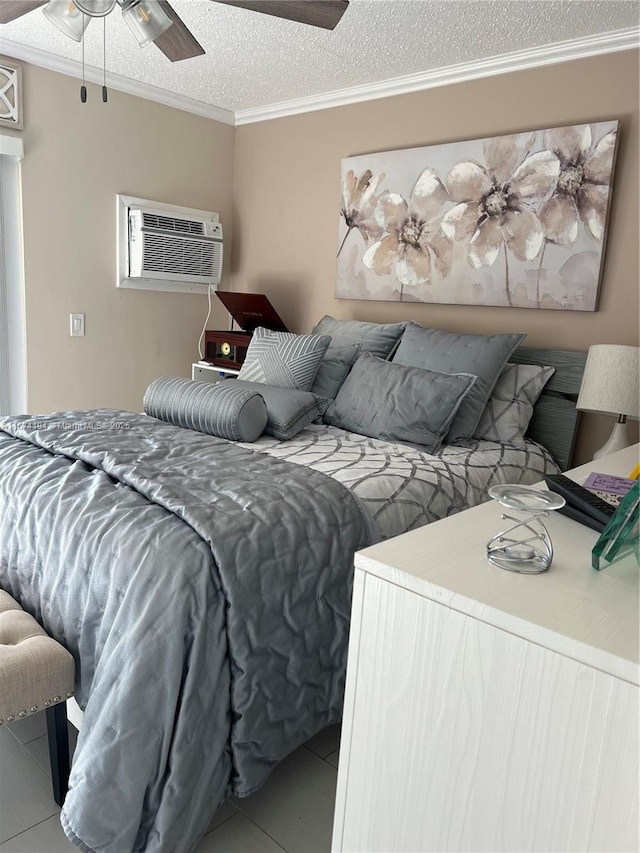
[511,346,587,471]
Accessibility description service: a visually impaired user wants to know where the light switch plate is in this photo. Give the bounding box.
[70,313,85,336]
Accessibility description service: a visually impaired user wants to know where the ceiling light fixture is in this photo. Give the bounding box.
[42,0,171,47]
[42,0,90,42]
[74,0,117,16]
[42,0,172,103]
[3,2,349,64]
[121,0,172,47]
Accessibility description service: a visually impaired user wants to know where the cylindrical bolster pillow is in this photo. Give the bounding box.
[143,377,268,442]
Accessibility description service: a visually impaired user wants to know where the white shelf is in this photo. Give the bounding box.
[191,362,240,381]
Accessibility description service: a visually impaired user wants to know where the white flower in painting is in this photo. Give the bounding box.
[441,133,560,268]
[538,125,616,245]
[338,169,385,256]
[362,169,450,288]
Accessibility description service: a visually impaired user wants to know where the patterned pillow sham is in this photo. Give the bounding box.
[474,363,555,446]
[238,327,330,391]
[312,315,407,360]
[324,352,476,453]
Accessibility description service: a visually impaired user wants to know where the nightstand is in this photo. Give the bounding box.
[333,445,639,853]
[191,362,240,382]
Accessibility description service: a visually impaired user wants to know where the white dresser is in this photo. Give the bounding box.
[332,445,639,853]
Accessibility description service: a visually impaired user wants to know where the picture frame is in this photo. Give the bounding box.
[0,59,23,131]
[337,120,619,310]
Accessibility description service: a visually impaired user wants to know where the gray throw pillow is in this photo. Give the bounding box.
[225,380,319,440]
[392,323,526,442]
[312,315,407,360]
[143,377,267,442]
[324,352,476,453]
[238,327,330,391]
[474,363,555,446]
[311,342,362,416]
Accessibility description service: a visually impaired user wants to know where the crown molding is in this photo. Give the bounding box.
[1,27,638,128]
[235,26,640,125]
[0,37,235,126]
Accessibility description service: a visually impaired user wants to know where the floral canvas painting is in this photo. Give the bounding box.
[336,121,618,310]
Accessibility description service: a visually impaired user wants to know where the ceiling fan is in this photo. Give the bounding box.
[0,0,350,61]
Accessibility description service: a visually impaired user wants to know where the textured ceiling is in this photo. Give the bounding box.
[1,0,638,113]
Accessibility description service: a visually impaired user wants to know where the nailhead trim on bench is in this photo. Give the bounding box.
[0,691,74,726]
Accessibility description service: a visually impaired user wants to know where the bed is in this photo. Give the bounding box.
[0,325,586,853]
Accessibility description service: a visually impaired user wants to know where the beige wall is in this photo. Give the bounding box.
[232,50,639,463]
[18,63,234,413]
[9,50,640,461]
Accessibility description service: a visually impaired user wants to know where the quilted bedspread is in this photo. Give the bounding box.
[0,410,371,852]
[0,411,558,852]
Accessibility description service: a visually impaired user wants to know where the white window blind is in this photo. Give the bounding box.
[0,134,26,416]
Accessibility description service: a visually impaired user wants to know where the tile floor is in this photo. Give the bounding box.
[0,712,341,852]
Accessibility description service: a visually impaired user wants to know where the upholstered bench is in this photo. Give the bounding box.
[0,590,75,806]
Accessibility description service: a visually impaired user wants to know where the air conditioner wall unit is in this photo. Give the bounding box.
[117,195,223,294]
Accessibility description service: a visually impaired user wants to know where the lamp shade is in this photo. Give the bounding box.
[42,0,90,41]
[577,344,640,419]
[122,0,171,47]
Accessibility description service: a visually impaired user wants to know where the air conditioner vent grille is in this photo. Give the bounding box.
[142,212,205,235]
[142,233,222,278]
[119,196,222,292]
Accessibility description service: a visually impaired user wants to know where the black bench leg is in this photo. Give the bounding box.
[46,703,70,807]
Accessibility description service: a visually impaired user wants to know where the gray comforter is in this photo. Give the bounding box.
[0,410,372,853]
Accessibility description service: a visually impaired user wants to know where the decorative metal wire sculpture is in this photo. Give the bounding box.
[487,485,566,574]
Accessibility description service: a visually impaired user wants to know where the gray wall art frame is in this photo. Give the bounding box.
[0,59,23,131]
[336,121,619,310]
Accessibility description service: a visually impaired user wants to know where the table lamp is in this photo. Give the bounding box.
[577,344,640,459]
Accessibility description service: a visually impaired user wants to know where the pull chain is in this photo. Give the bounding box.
[80,14,87,103]
[102,16,108,103]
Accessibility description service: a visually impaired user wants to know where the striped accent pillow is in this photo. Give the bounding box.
[238,327,331,391]
[143,377,267,442]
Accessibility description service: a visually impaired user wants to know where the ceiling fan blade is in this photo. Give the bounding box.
[0,0,47,24]
[213,0,349,31]
[152,1,205,62]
